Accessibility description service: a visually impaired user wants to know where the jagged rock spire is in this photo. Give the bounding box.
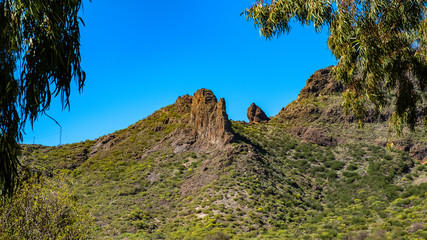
[173,89,234,150]
[190,89,234,146]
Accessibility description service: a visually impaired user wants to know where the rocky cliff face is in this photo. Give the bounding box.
[190,89,234,146]
[297,66,344,100]
[175,94,192,113]
[172,89,236,194]
[172,89,234,150]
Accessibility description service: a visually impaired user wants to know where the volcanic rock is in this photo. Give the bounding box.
[247,103,269,123]
[289,126,338,147]
[409,143,427,163]
[175,94,192,113]
[297,66,344,100]
[189,89,234,146]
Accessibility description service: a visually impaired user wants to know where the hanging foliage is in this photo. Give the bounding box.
[0,0,87,196]
[245,0,427,131]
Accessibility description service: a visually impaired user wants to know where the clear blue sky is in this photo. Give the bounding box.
[22,0,337,146]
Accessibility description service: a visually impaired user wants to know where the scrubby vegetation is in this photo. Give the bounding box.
[0,173,94,240]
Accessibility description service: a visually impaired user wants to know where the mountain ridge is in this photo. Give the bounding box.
[18,66,427,239]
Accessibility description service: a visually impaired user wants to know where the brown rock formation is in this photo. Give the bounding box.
[175,94,192,113]
[172,89,236,195]
[410,143,427,163]
[90,134,121,156]
[289,126,338,147]
[247,103,269,123]
[394,141,427,163]
[190,89,234,146]
[297,66,344,100]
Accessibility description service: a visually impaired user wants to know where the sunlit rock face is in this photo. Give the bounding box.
[247,103,269,123]
[190,88,234,147]
[297,66,343,101]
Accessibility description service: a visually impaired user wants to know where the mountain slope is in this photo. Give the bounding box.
[19,68,427,239]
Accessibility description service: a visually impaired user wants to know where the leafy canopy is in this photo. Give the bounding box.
[245,0,427,132]
[0,0,86,196]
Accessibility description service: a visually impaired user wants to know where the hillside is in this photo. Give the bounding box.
[18,67,427,239]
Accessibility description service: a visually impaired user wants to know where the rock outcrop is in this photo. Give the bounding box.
[410,143,427,163]
[393,140,427,163]
[247,103,269,123]
[289,126,338,147]
[190,89,234,146]
[172,88,234,151]
[297,66,344,100]
[175,94,193,113]
[90,134,121,156]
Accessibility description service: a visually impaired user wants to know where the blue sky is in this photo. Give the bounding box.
[22,0,336,146]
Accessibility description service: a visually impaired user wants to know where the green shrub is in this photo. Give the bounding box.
[0,173,94,239]
[416,164,426,171]
[346,164,358,171]
[342,171,359,178]
[325,161,346,170]
[327,170,338,179]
